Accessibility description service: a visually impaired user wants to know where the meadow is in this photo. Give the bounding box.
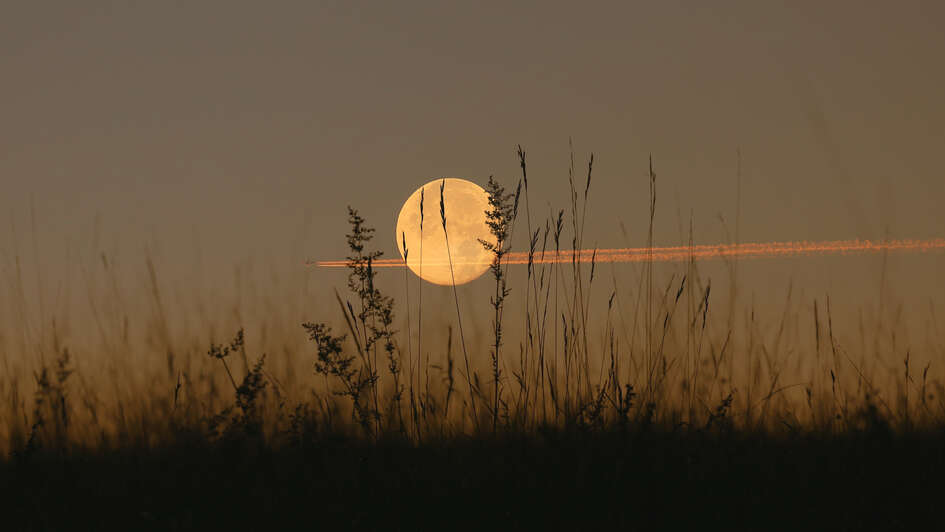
[2,148,943,529]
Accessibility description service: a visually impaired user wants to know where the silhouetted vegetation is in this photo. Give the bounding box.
[3,146,944,529]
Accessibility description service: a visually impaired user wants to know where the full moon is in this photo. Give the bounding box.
[395,178,495,286]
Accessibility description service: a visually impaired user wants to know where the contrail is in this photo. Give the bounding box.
[309,238,945,268]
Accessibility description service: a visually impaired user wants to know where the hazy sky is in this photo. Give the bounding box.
[3,1,944,311]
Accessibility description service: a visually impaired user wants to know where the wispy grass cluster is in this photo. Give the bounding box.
[1,145,943,457]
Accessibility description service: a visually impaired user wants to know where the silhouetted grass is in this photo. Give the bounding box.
[4,425,944,529]
[2,145,944,528]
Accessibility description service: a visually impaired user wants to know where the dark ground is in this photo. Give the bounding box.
[3,426,943,531]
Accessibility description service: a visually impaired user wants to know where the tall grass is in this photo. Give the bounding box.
[2,146,944,456]
[439,179,478,426]
[480,176,518,431]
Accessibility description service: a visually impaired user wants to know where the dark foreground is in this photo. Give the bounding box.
[3,427,943,531]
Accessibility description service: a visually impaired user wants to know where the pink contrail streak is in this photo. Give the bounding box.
[309,238,945,268]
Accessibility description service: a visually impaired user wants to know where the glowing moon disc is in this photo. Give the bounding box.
[395,178,495,286]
